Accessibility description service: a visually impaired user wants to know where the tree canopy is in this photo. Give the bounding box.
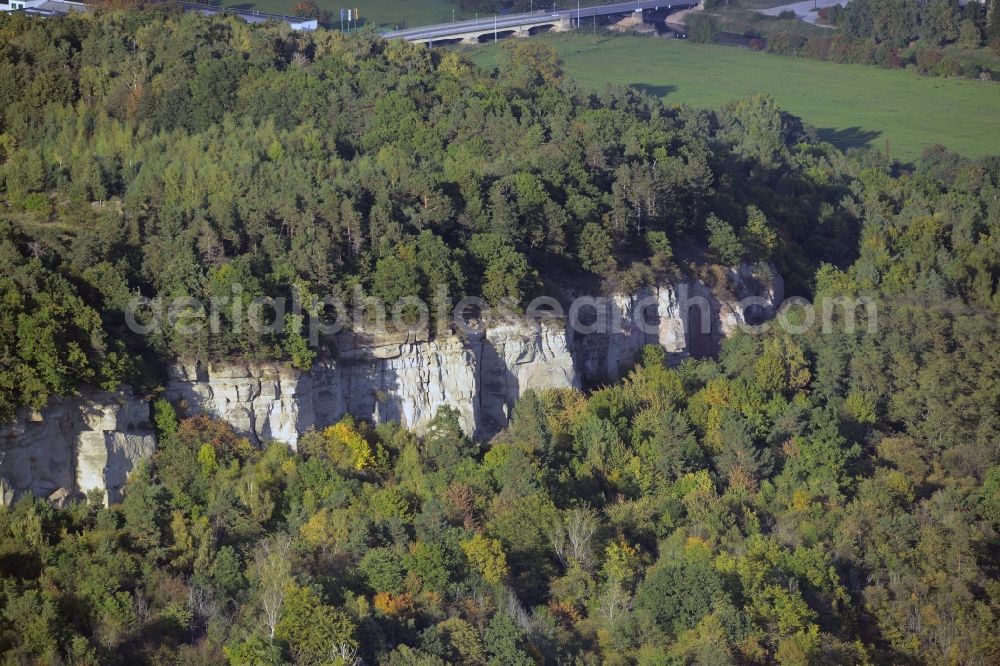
[2,9,997,420]
[0,11,998,663]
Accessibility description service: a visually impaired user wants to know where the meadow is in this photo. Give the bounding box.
[467,32,1000,162]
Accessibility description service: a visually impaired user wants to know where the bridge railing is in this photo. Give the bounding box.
[382,1,697,40]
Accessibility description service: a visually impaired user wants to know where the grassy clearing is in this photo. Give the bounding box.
[467,32,1000,162]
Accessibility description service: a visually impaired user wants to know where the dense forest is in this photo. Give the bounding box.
[838,0,998,49]
[0,8,999,665]
[1,301,997,664]
[699,0,1000,77]
[2,9,997,420]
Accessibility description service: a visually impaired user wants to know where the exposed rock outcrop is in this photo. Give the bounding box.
[164,266,780,445]
[473,322,579,438]
[2,265,782,502]
[572,264,783,383]
[164,321,579,446]
[0,390,155,506]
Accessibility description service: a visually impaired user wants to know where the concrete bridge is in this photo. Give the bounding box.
[383,1,696,45]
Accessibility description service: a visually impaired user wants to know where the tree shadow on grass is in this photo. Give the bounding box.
[818,126,882,152]
[630,83,678,99]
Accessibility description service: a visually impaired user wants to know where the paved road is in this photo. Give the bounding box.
[384,1,696,41]
[757,0,849,26]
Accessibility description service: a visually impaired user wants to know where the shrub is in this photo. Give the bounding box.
[803,36,832,60]
[767,33,808,56]
[21,193,52,218]
[933,56,962,78]
[687,15,720,44]
[828,33,853,63]
[846,38,878,65]
[914,48,943,74]
[873,43,902,69]
[960,61,984,79]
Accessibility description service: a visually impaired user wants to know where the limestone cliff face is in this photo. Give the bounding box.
[0,391,155,505]
[1,266,781,501]
[472,322,579,439]
[572,264,783,383]
[164,361,310,448]
[163,266,780,445]
[164,321,579,447]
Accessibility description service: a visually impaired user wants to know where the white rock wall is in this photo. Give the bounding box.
[571,265,783,383]
[473,322,580,438]
[0,391,155,505]
[163,322,580,446]
[1,266,782,502]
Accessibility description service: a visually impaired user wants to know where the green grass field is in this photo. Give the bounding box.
[467,33,1000,162]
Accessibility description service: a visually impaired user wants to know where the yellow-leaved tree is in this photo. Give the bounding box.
[322,418,374,470]
[460,533,508,587]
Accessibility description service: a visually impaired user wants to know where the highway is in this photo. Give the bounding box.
[383,1,696,42]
